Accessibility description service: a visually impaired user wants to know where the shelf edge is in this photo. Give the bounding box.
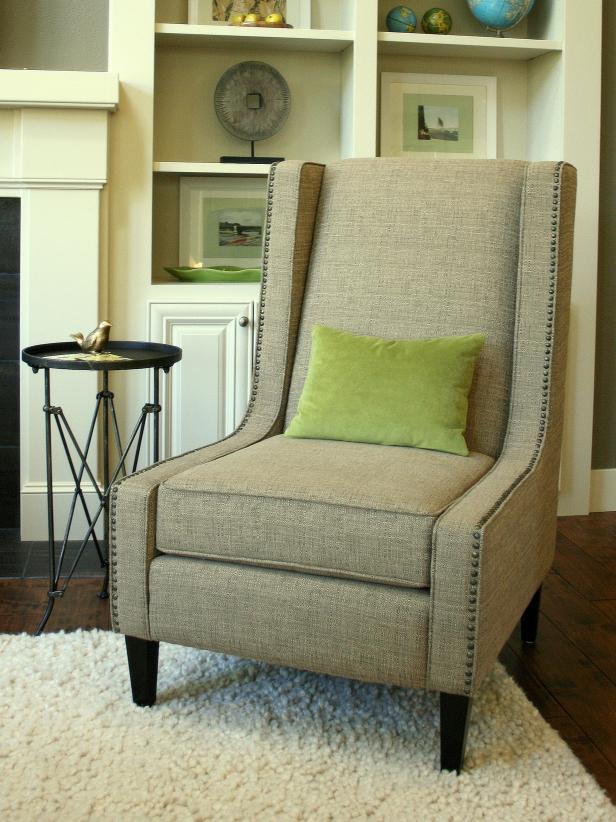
[377,31,563,53]
[155,23,354,42]
[154,162,272,176]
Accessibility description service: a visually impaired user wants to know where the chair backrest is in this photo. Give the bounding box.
[283,159,535,459]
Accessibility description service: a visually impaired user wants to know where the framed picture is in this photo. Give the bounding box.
[179,177,268,269]
[188,0,311,27]
[380,73,497,160]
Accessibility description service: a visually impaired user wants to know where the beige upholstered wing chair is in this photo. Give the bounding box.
[111,159,576,772]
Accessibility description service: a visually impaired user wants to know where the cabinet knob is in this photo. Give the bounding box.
[238,316,249,327]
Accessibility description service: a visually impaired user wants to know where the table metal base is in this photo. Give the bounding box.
[32,368,163,635]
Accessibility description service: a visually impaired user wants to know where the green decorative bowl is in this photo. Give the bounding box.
[164,266,261,283]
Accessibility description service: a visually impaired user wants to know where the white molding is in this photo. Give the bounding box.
[21,481,103,541]
[1,102,116,110]
[154,161,271,176]
[22,480,101,495]
[155,24,353,52]
[0,178,106,190]
[5,84,116,540]
[377,33,562,60]
[0,70,119,110]
[554,0,602,516]
[589,469,616,513]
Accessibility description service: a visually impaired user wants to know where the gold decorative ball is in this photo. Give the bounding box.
[265,12,285,25]
[229,13,246,25]
[243,12,262,24]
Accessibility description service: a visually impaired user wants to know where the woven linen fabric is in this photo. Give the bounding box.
[284,159,527,459]
[427,163,577,695]
[111,158,576,714]
[285,325,484,455]
[157,435,494,588]
[111,161,325,637]
[149,556,430,688]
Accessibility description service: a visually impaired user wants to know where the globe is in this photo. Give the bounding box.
[386,6,417,33]
[421,8,453,34]
[466,0,536,33]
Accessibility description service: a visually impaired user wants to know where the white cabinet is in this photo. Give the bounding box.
[106,0,601,514]
[149,300,255,457]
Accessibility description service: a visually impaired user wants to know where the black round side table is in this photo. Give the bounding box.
[22,341,182,634]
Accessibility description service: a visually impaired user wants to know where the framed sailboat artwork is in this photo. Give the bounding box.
[380,73,497,160]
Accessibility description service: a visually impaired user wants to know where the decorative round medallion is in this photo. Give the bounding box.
[214,61,291,143]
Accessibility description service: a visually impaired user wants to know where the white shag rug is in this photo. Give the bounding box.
[1,631,614,821]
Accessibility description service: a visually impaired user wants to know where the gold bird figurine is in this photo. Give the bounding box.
[70,321,112,354]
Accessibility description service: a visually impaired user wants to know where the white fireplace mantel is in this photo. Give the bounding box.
[0,69,119,539]
[0,70,118,191]
[0,69,118,110]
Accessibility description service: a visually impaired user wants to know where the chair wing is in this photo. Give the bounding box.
[429,162,576,695]
[110,161,324,637]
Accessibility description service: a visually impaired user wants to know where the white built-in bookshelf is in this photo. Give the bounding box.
[107,0,601,515]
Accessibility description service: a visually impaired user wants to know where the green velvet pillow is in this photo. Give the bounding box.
[285,325,485,456]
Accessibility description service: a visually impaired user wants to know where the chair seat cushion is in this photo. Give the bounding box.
[156,436,494,589]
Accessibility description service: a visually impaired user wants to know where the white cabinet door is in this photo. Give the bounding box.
[149,301,254,458]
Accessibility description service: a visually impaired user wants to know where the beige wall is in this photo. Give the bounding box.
[0,0,108,71]
[593,1,615,469]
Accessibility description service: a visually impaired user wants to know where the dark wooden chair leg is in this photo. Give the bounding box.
[125,635,159,706]
[521,585,542,645]
[440,692,472,772]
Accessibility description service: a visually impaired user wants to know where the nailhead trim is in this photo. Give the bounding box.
[110,487,120,624]
[237,164,278,427]
[109,164,282,631]
[461,163,564,696]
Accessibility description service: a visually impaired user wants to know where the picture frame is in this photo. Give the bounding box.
[380,73,497,160]
[179,176,268,269]
[188,0,311,28]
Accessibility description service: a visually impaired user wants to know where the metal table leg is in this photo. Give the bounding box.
[153,367,161,463]
[33,368,164,634]
[36,368,59,634]
[99,371,111,599]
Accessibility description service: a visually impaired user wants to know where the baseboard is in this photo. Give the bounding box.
[589,469,616,513]
[20,473,614,536]
[21,481,104,541]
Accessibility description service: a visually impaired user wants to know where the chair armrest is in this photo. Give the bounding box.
[110,426,266,637]
[427,449,558,696]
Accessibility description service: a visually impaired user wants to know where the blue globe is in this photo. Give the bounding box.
[466,0,536,32]
[386,6,417,33]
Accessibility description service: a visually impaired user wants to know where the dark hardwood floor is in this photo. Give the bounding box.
[1,514,615,801]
